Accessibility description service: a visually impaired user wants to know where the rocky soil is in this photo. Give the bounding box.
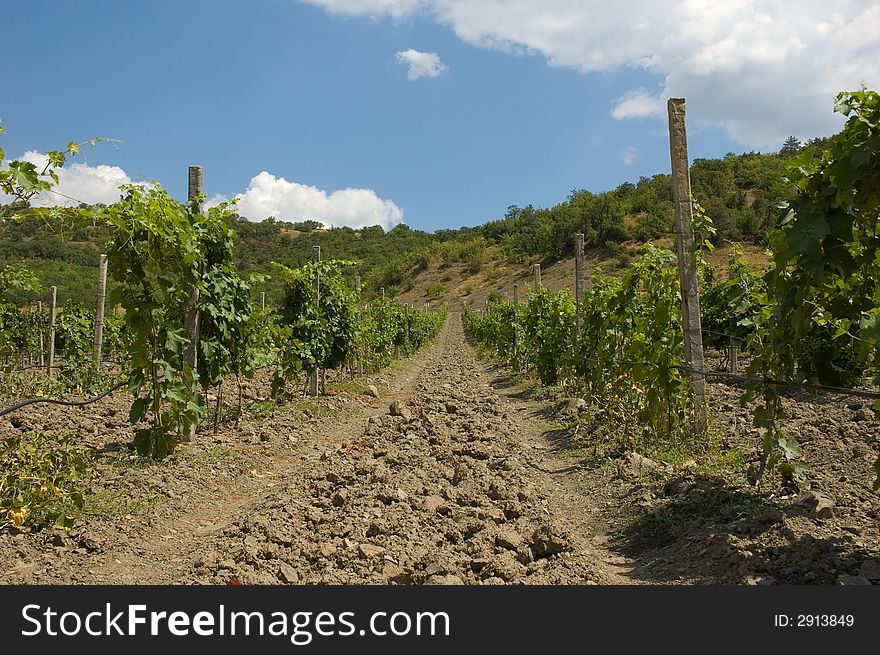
[2,313,879,585]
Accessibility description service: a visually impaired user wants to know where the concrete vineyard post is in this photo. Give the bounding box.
[38,300,45,368]
[93,253,108,366]
[575,233,585,336]
[355,275,363,376]
[47,286,57,376]
[513,283,520,370]
[725,264,738,374]
[183,165,204,440]
[184,165,203,379]
[667,98,707,432]
[310,245,321,396]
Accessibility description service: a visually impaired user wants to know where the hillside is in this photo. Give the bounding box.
[0,140,817,309]
[392,241,771,312]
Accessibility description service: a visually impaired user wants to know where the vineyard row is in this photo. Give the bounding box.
[465,89,880,491]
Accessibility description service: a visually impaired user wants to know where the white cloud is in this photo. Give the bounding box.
[620,146,637,166]
[309,0,425,19]
[204,193,231,209]
[0,152,403,230]
[209,171,403,230]
[1,151,132,206]
[611,89,664,120]
[395,49,448,80]
[300,0,880,148]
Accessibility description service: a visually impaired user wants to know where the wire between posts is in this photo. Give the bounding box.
[674,365,880,400]
[543,353,880,402]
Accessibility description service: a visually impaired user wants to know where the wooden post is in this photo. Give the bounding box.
[513,283,520,369]
[47,286,57,376]
[380,287,385,301]
[183,165,203,439]
[260,291,266,311]
[188,165,204,206]
[309,245,321,396]
[726,260,738,374]
[533,263,541,290]
[667,98,706,431]
[394,296,400,358]
[184,165,203,376]
[355,275,363,376]
[575,233,585,336]
[93,253,108,366]
[37,301,45,368]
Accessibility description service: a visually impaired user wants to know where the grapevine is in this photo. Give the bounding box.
[746,88,880,487]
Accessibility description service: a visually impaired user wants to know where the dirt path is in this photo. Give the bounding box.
[2,311,633,584]
[184,312,633,584]
[6,312,878,585]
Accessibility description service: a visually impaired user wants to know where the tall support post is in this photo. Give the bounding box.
[726,262,738,373]
[575,233,585,336]
[184,166,203,375]
[260,291,266,311]
[37,300,45,368]
[513,283,520,369]
[380,287,385,301]
[93,253,108,366]
[309,245,321,396]
[184,165,204,439]
[47,286,57,376]
[667,98,706,431]
[355,275,363,376]
[393,297,400,358]
[533,263,541,290]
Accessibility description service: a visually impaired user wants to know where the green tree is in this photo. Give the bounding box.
[780,135,801,154]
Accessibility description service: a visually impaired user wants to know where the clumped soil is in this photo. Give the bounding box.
[1,313,879,585]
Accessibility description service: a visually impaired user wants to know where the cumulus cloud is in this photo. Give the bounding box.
[0,153,402,231]
[311,0,425,19]
[395,49,448,80]
[611,89,664,120]
[208,171,403,230]
[300,0,880,148]
[620,146,637,166]
[1,151,132,206]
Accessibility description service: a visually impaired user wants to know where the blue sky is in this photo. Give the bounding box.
[3,1,876,231]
